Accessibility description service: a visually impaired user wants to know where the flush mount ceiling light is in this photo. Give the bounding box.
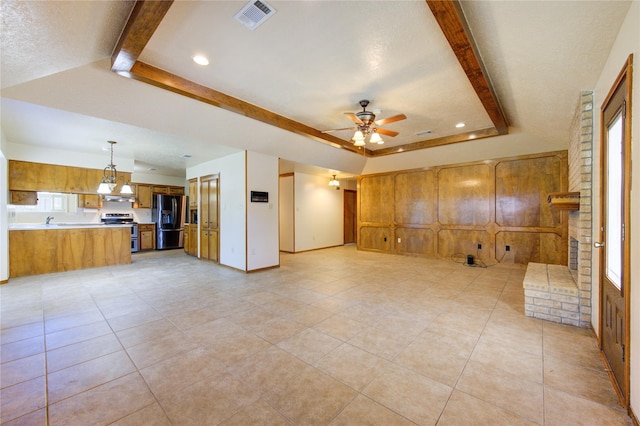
[192,55,209,66]
[97,141,132,195]
[456,122,466,128]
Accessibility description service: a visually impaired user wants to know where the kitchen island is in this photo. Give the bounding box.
[9,224,132,278]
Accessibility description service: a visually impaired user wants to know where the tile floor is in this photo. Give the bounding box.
[0,246,633,425]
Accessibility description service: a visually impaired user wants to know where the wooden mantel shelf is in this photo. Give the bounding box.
[547,192,580,210]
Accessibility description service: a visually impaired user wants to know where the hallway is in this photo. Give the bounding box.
[0,246,632,425]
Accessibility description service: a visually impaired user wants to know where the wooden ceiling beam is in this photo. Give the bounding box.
[111,0,369,156]
[426,0,509,135]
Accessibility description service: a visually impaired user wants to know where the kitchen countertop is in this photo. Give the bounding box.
[9,223,133,230]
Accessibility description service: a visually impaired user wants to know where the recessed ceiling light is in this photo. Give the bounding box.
[456,122,466,128]
[192,55,209,66]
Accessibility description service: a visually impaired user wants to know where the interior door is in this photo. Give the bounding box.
[344,190,357,244]
[597,55,632,407]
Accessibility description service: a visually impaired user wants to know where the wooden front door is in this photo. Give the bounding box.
[597,55,632,407]
[344,189,357,244]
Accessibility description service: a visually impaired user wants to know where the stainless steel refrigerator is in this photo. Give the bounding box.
[152,194,186,249]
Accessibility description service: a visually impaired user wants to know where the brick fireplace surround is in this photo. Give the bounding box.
[524,92,594,328]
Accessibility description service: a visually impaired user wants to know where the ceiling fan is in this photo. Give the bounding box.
[323,100,407,146]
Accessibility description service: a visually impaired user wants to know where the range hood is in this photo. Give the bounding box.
[102,195,136,203]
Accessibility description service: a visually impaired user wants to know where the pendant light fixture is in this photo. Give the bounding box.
[328,175,340,189]
[97,141,133,194]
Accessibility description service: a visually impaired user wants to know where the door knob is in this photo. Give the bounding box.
[594,242,604,248]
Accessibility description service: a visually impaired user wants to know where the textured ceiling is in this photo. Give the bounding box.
[0,0,632,177]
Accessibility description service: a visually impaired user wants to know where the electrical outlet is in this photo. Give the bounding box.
[477,243,482,250]
[506,245,510,252]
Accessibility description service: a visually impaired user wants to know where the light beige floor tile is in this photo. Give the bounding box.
[264,366,357,425]
[0,322,43,345]
[316,343,389,391]
[286,305,334,326]
[0,376,46,424]
[394,329,475,387]
[254,316,308,344]
[184,317,247,346]
[126,330,198,369]
[44,309,105,334]
[45,321,112,351]
[159,370,259,425]
[228,346,311,396]
[0,352,45,389]
[220,398,291,426]
[456,360,544,424]
[363,364,452,425]
[1,335,44,363]
[347,325,411,360]
[329,394,414,426]
[110,402,172,426]
[438,389,538,425]
[544,354,620,406]
[313,314,368,341]
[470,335,543,383]
[277,328,343,364]
[140,347,227,400]
[47,350,136,403]
[227,306,281,331]
[46,333,122,372]
[106,308,164,332]
[48,373,156,426]
[1,407,47,426]
[115,319,182,349]
[544,386,632,426]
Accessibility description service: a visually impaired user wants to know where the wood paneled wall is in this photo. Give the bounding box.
[358,151,568,265]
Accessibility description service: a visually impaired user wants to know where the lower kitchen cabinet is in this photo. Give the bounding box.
[138,223,155,251]
[188,224,198,256]
[200,229,218,262]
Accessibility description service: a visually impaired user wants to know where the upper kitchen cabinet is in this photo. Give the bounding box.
[9,160,131,195]
[188,178,198,210]
[134,184,152,209]
[9,191,38,205]
[78,194,102,209]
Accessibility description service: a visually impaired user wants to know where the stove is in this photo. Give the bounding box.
[101,213,138,252]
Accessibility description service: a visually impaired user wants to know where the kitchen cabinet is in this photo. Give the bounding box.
[9,160,131,195]
[188,224,198,256]
[168,186,184,195]
[9,227,131,278]
[199,175,219,262]
[184,225,190,254]
[135,184,152,209]
[188,178,198,210]
[138,223,155,251]
[151,185,169,195]
[9,191,38,205]
[78,194,102,209]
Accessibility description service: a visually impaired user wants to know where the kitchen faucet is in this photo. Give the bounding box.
[46,216,54,224]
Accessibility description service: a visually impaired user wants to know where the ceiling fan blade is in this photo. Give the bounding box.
[375,113,407,126]
[321,127,356,134]
[345,112,364,125]
[376,127,399,137]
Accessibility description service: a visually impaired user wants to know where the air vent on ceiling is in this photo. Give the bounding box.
[234,0,276,31]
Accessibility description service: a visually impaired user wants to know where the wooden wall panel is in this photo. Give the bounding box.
[357,150,568,265]
[495,156,563,227]
[359,226,392,252]
[438,164,492,225]
[437,229,491,260]
[496,231,565,265]
[359,175,394,224]
[396,227,436,256]
[394,170,435,225]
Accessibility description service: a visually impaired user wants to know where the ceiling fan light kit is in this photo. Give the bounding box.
[325,99,406,148]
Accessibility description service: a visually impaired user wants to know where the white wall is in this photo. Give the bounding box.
[0,138,8,282]
[279,175,294,252]
[592,0,639,415]
[246,151,279,271]
[188,151,246,271]
[294,172,343,252]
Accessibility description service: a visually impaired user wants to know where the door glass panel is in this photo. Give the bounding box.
[605,112,623,290]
